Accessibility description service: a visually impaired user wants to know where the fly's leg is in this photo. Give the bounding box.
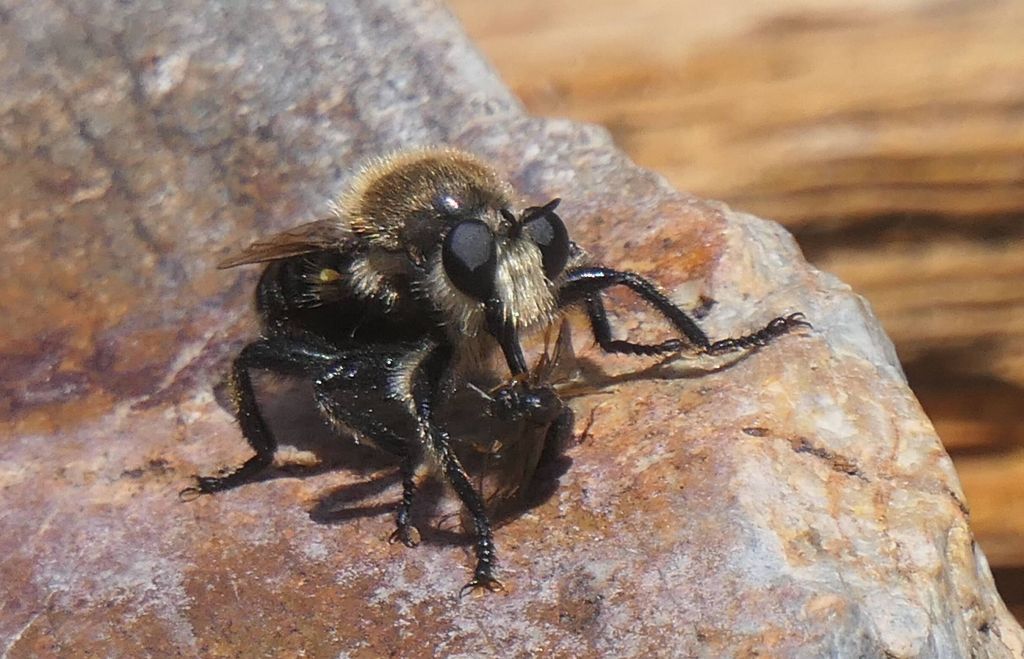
[413,344,503,595]
[182,335,340,498]
[308,347,424,548]
[388,450,421,547]
[559,266,809,357]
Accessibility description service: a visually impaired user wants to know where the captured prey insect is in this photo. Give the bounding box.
[182,148,809,594]
[457,318,579,524]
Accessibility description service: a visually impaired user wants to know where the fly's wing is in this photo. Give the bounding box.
[217,219,353,269]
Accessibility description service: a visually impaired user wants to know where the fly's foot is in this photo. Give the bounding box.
[178,475,230,501]
[389,523,422,548]
[178,456,272,501]
[459,573,505,597]
[707,312,811,355]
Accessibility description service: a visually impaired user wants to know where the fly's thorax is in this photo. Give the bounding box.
[336,148,513,259]
[347,249,412,308]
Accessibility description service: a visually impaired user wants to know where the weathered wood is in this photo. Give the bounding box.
[452,1,1024,224]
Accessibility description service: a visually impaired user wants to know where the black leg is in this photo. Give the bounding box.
[705,312,809,355]
[560,266,808,357]
[309,347,424,545]
[443,435,501,595]
[388,450,421,547]
[584,294,688,356]
[560,267,710,349]
[413,344,503,594]
[182,335,341,498]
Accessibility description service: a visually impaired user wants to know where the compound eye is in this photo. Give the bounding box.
[523,200,570,279]
[442,219,497,301]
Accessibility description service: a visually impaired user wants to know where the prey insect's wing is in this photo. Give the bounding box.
[534,317,577,387]
[217,218,353,269]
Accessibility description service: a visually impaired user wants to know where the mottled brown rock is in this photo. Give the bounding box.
[0,0,1020,657]
[449,0,1024,588]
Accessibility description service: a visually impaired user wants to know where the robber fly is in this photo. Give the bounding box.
[183,148,808,593]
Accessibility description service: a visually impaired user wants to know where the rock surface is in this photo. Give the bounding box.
[1,0,1021,657]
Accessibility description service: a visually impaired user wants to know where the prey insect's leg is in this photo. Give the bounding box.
[183,335,340,497]
[560,266,808,356]
[413,345,502,594]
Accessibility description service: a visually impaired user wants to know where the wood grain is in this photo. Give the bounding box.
[451,0,1024,613]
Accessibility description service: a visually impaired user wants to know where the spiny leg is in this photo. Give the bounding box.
[583,294,688,356]
[310,348,423,547]
[438,430,501,595]
[414,344,502,594]
[705,312,809,354]
[182,335,341,498]
[388,450,421,547]
[560,266,808,357]
[560,267,710,349]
